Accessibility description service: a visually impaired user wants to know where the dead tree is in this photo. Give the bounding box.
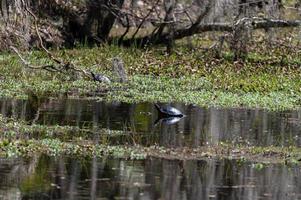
[158,0,176,54]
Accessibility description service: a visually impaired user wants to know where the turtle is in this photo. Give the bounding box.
[154,103,184,117]
[91,71,111,84]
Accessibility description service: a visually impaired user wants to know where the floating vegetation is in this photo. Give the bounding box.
[0,138,300,164]
[0,114,301,164]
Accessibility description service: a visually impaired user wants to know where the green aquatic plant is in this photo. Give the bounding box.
[1,114,301,164]
[0,43,301,110]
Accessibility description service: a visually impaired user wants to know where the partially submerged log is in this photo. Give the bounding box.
[112,57,128,83]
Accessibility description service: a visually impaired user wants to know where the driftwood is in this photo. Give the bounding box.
[112,57,128,83]
[90,57,128,84]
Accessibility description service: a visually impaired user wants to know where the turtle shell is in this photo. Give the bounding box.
[155,104,183,117]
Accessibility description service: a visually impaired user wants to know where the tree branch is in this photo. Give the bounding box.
[118,18,301,46]
[10,45,64,73]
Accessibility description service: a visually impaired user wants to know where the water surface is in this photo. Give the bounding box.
[1,99,301,199]
[1,98,301,147]
[0,155,300,200]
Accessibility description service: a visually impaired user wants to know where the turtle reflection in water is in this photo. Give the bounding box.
[154,103,185,125]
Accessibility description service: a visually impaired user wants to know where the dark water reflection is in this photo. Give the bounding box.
[0,155,300,200]
[1,98,301,147]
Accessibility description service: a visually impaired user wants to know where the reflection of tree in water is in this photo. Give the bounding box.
[0,156,301,199]
[0,97,48,122]
[159,122,182,147]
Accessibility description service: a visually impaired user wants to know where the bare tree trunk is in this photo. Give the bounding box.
[98,0,126,41]
[164,0,176,54]
[230,18,253,61]
[0,0,9,21]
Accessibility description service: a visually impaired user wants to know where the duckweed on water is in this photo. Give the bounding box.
[1,115,301,164]
[0,138,301,164]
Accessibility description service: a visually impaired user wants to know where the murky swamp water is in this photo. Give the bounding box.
[1,98,301,199]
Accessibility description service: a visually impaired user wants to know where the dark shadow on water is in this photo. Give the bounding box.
[0,155,300,200]
[1,98,301,147]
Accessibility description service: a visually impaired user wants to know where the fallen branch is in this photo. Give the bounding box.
[10,46,64,73]
[118,18,301,46]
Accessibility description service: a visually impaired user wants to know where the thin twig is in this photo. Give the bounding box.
[119,15,130,44]
[131,0,160,39]
[23,5,90,78]
[10,45,63,73]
